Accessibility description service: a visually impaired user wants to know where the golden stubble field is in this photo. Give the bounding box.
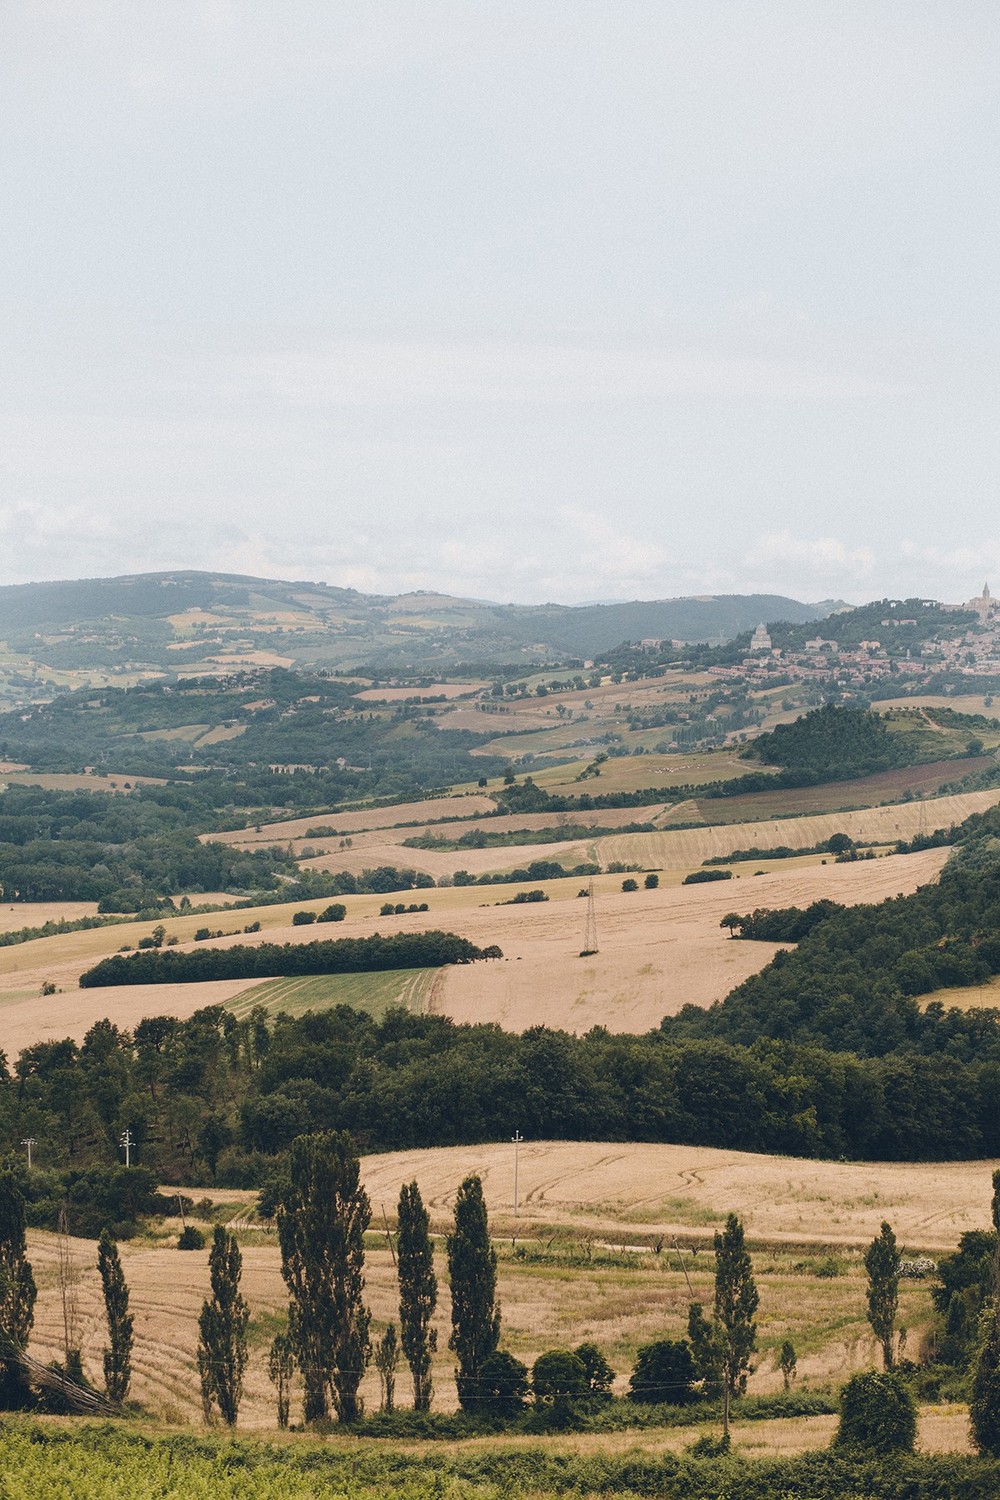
[25,1136,995,1437]
[0,847,948,1053]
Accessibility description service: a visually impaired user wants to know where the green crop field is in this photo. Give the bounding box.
[225,966,440,1022]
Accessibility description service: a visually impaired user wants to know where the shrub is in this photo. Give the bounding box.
[318,904,346,923]
[644,873,659,889]
[575,1342,616,1399]
[621,878,639,892]
[478,1350,529,1415]
[834,1370,917,1454]
[628,1340,696,1405]
[683,868,733,884]
[532,1349,588,1404]
[178,1225,206,1251]
[291,910,316,926]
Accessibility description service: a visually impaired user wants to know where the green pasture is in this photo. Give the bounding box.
[225,966,440,1022]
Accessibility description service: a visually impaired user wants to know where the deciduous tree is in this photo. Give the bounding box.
[0,1169,36,1409]
[971,1171,1000,1456]
[197,1227,249,1426]
[397,1180,437,1410]
[447,1175,500,1411]
[865,1221,900,1369]
[97,1229,132,1405]
[713,1213,758,1439]
[278,1131,371,1423]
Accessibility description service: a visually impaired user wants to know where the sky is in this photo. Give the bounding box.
[1,2,998,607]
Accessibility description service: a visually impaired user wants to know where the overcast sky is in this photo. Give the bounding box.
[1,3,997,606]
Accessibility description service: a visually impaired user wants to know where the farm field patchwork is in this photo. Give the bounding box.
[0,845,950,1051]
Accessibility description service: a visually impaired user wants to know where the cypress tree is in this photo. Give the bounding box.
[197,1227,249,1427]
[447,1174,500,1411]
[713,1213,758,1440]
[97,1229,133,1404]
[865,1221,900,1370]
[397,1180,437,1410]
[278,1130,371,1423]
[971,1170,1000,1456]
[0,1169,36,1409]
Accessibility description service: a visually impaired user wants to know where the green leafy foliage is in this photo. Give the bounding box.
[97,1230,132,1404]
[198,1227,249,1427]
[80,930,497,987]
[277,1131,371,1425]
[835,1370,917,1455]
[397,1182,437,1412]
[628,1340,696,1404]
[865,1222,900,1369]
[447,1176,500,1412]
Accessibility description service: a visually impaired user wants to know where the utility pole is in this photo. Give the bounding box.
[582,878,599,955]
[512,1130,523,1217]
[120,1129,133,1168]
[21,1138,35,1171]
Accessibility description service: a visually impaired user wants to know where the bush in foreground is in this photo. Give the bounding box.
[834,1370,917,1455]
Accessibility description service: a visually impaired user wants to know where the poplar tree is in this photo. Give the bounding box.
[971,1171,1000,1456]
[397,1180,437,1410]
[278,1130,371,1423]
[713,1213,758,1440]
[97,1230,133,1404]
[197,1227,249,1426]
[447,1175,500,1411]
[268,1332,296,1430]
[865,1221,900,1370]
[374,1323,400,1412]
[0,1170,36,1409]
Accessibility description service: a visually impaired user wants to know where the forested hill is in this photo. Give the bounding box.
[665,803,1000,1056]
[0,570,832,680]
[742,704,907,781]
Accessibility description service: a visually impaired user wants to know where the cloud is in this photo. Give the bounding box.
[744,531,876,582]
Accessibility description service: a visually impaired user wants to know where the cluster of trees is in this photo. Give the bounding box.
[10,1000,1000,1196]
[675,853,1000,1058]
[0,786,302,906]
[79,931,500,989]
[743,704,911,781]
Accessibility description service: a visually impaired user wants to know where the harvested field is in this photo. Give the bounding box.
[0,900,99,933]
[24,1130,960,1429]
[357,1138,997,1253]
[354,682,486,701]
[0,846,948,1051]
[595,790,1000,869]
[211,792,498,846]
[299,836,592,881]
[684,761,992,823]
[224,804,669,856]
[0,770,166,791]
[0,979,256,1052]
[431,847,948,1033]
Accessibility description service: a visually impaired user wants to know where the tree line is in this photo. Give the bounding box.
[79,931,499,988]
[7,1003,1000,1196]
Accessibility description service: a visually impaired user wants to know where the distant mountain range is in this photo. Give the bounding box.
[0,571,840,697]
